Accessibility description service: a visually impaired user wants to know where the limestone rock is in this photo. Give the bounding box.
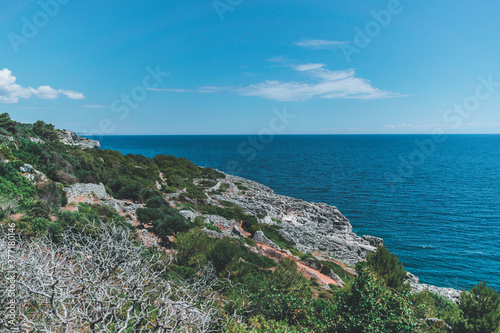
[218,174,377,264]
[253,231,280,250]
[64,183,110,199]
[301,258,345,286]
[19,164,33,173]
[407,272,461,303]
[57,130,100,149]
[232,225,244,237]
[179,210,201,222]
[29,137,44,144]
[0,135,14,142]
[362,235,384,247]
[19,164,48,182]
[202,228,234,239]
[204,215,235,229]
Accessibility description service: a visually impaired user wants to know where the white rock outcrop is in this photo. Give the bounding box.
[57,130,100,149]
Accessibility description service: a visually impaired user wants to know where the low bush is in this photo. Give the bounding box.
[35,182,66,210]
[174,228,212,267]
[366,245,410,293]
[207,237,240,273]
[455,281,500,333]
[268,259,311,298]
[411,289,461,326]
[332,261,420,333]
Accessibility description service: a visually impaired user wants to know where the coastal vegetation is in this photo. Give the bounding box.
[1,113,499,332]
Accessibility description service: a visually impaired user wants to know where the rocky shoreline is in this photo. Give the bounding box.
[59,168,461,302]
[50,131,462,302]
[205,173,462,302]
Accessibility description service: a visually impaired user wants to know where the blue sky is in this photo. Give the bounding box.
[1,0,500,134]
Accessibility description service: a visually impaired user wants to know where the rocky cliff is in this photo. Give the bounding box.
[213,174,379,264]
[57,130,100,149]
[182,173,460,301]
[58,151,461,302]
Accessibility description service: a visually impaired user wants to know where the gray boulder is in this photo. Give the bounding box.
[253,231,280,250]
[362,235,384,247]
[64,183,110,199]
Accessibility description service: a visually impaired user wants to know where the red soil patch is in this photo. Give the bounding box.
[238,221,251,238]
[255,243,339,286]
[10,213,24,221]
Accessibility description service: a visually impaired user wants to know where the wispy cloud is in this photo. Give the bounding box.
[147,87,228,94]
[150,64,403,102]
[293,63,325,72]
[0,68,85,103]
[295,39,347,50]
[382,122,497,131]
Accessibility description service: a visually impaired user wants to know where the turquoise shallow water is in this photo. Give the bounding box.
[92,134,500,291]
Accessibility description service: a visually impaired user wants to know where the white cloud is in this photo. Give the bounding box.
[293,63,325,72]
[152,64,403,102]
[295,39,347,50]
[236,65,403,101]
[0,68,85,103]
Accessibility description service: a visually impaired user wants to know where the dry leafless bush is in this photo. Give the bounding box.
[0,223,225,332]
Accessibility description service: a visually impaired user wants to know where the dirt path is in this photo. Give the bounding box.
[256,243,339,286]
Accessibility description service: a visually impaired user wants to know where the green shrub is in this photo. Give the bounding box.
[205,222,222,233]
[223,315,305,333]
[237,246,275,269]
[455,281,500,333]
[200,180,216,188]
[0,113,18,134]
[207,237,239,273]
[47,222,63,242]
[77,203,126,225]
[234,182,248,191]
[118,182,142,202]
[152,214,192,238]
[269,259,311,298]
[174,228,212,267]
[194,204,246,222]
[366,245,410,293]
[35,182,65,210]
[0,161,36,210]
[32,120,56,140]
[332,261,420,333]
[260,225,296,251]
[137,196,192,237]
[410,289,461,325]
[242,215,260,236]
[320,260,355,284]
[0,145,15,161]
[145,195,167,208]
[194,216,205,227]
[140,188,163,201]
[137,207,164,225]
[29,201,51,219]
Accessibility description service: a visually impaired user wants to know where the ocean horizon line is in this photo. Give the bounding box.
[78,133,500,137]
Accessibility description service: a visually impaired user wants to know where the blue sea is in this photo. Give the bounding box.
[94,134,500,291]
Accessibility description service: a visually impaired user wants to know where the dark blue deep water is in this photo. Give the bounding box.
[94,134,500,291]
